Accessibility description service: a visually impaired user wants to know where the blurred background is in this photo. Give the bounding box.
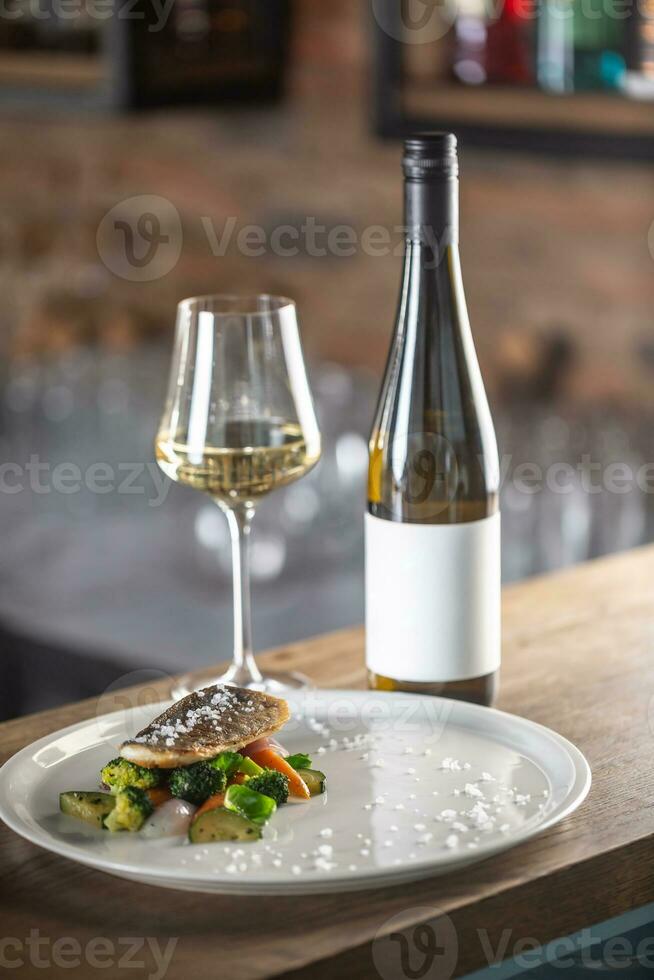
[0,0,652,718]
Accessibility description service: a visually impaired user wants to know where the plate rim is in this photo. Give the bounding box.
[0,690,592,892]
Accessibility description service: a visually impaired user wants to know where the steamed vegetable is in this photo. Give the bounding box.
[238,756,264,777]
[194,792,226,819]
[296,768,326,796]
[247,770,289,806]
[101,758,162,794]
[208,752,242,776]
[285,753,312,771]
[224,783,277,825]
[60,791,116,829]
[208,751,263,778]
[103,786,153,832]
[189,808,261,843]
[247,748,311,800]
[169,762,226,806]
[145,787,172,808]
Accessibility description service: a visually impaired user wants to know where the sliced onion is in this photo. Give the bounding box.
[141,799,196,839]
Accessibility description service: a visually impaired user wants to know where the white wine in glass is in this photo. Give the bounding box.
[156,294,321,697]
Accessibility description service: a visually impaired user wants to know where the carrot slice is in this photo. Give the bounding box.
[228,771,248,786]
[194,792,226,819]
[248,748,311,800]
[146,787,172,808]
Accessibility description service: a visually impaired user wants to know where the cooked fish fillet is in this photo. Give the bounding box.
[120,685,290,768]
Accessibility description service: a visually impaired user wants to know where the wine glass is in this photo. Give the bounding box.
[156,294,321,696]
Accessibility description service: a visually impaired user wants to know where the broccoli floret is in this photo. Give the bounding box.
[208,751,243,776]
[169,762,226,805]
[101,758,161,794]
[103,786,153,832]
[247,769,289,807]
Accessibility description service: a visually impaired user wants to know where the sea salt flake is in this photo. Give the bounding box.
[314,857,336,871]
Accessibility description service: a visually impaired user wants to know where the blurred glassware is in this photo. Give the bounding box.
[0,302,652,674]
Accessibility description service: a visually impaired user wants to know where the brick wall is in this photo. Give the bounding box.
[0,2,652,411]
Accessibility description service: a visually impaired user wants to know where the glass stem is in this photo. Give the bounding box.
[224,503,263,686]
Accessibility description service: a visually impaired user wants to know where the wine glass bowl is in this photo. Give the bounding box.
[156,294,321,697]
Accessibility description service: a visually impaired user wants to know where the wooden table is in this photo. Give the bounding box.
[3,546,654,979]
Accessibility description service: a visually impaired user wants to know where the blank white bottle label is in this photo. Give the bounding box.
[365,512,501,682]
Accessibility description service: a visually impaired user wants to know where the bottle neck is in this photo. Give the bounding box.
[404,177,459,263]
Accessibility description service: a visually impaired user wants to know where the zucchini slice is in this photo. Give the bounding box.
[296,768,326,796]
[189,807,261,843]
[60,791,116,829]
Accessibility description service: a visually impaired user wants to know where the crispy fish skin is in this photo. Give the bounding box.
[119,685,290,768]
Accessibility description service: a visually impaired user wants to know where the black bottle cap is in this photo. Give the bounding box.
[402,132,458,180]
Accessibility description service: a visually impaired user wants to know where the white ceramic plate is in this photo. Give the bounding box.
[0,690,590,895]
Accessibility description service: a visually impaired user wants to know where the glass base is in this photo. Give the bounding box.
[171,666,312,700]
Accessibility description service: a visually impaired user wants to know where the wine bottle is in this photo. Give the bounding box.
[366,133,501,707]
